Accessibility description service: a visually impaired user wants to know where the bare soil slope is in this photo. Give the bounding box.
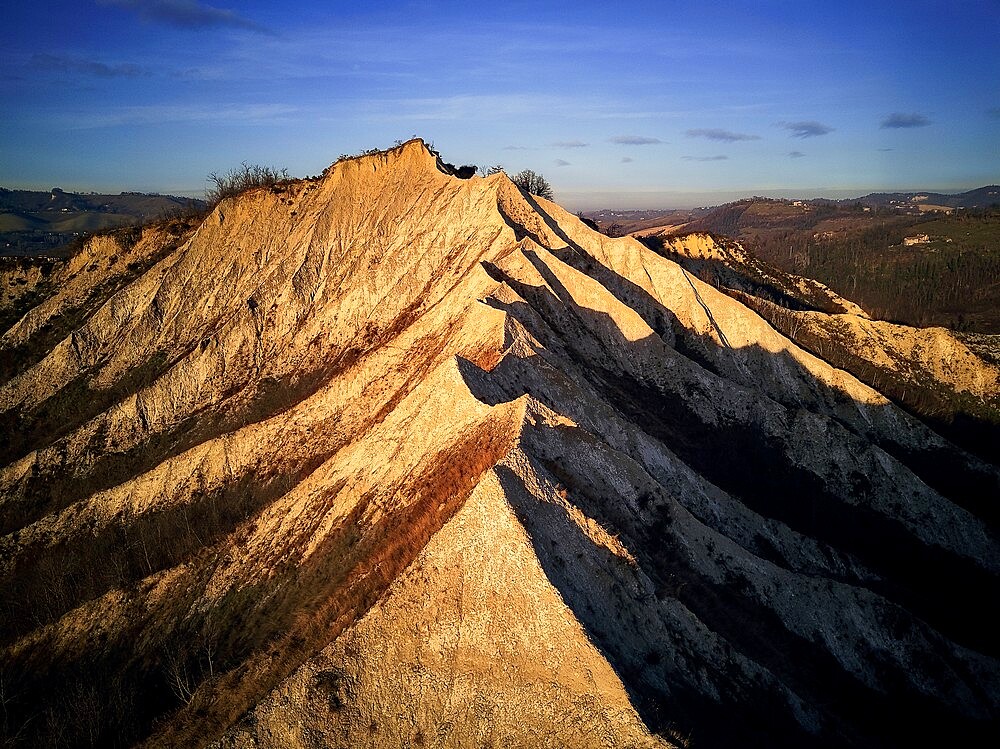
[1,141,998,749]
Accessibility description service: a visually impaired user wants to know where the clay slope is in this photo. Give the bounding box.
[655,231,1000,465]
[645,231,868,317]
[1,140,998,749]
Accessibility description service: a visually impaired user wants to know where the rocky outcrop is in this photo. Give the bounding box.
[1,140,997,749]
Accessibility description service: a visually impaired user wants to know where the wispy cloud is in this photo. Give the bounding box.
[788,151,805,158]
[686,128,759,142]
[682,155,728,162]
[778,120,834,138]
[502,145,531,151]
[63,103,298,129]
[98,0,269,33]
[880,112,930,129]
[554,159,571,167]
[550,140,588,148]
[610,135,662,145]
[877,147,894,152]
[363,93,568,122]
[621,157,634,163]
[29,53,145,78]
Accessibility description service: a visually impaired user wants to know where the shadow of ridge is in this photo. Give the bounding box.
[464,265,1000,662]
[492,462,822,749]
[639,236,841,314]
[495,190,579,257]
[518,191,592,260]
[493,444,999,749]
[509,211,1000,525]
[488,231,1000,526]
[527,194,999,458]
[497,191,714,376]
[727,287,1000,467]
[522,197,756,377]
[637,232,1000,467]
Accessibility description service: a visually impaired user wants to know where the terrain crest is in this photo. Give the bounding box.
[1,140,998,748]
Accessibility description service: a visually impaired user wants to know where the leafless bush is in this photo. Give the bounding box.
[206,163,289,206]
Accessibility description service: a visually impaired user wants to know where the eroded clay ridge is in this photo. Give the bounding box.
[1,140,998,749]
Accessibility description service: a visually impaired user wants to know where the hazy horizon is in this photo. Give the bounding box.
[2,1,998,209]
[3,178,994,214]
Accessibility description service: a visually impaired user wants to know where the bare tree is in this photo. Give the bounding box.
[163,647,196,704]
[206,163,289,206]
[510,170,554,200]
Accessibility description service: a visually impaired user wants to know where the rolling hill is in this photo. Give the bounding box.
[0,188,205,257]
[656,196,1000,333]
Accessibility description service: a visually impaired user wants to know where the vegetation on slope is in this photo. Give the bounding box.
[682,199,1000,333]
[205,164,290,207]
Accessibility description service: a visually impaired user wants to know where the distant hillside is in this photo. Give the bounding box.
[583,208,705,236]
[852,186,1000,211]
[0,187,205,257]
[661,194,1000,333]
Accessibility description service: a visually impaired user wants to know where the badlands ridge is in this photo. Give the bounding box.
[1,140,998,748]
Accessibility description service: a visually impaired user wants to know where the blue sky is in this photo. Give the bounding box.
[1,0,998,208]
